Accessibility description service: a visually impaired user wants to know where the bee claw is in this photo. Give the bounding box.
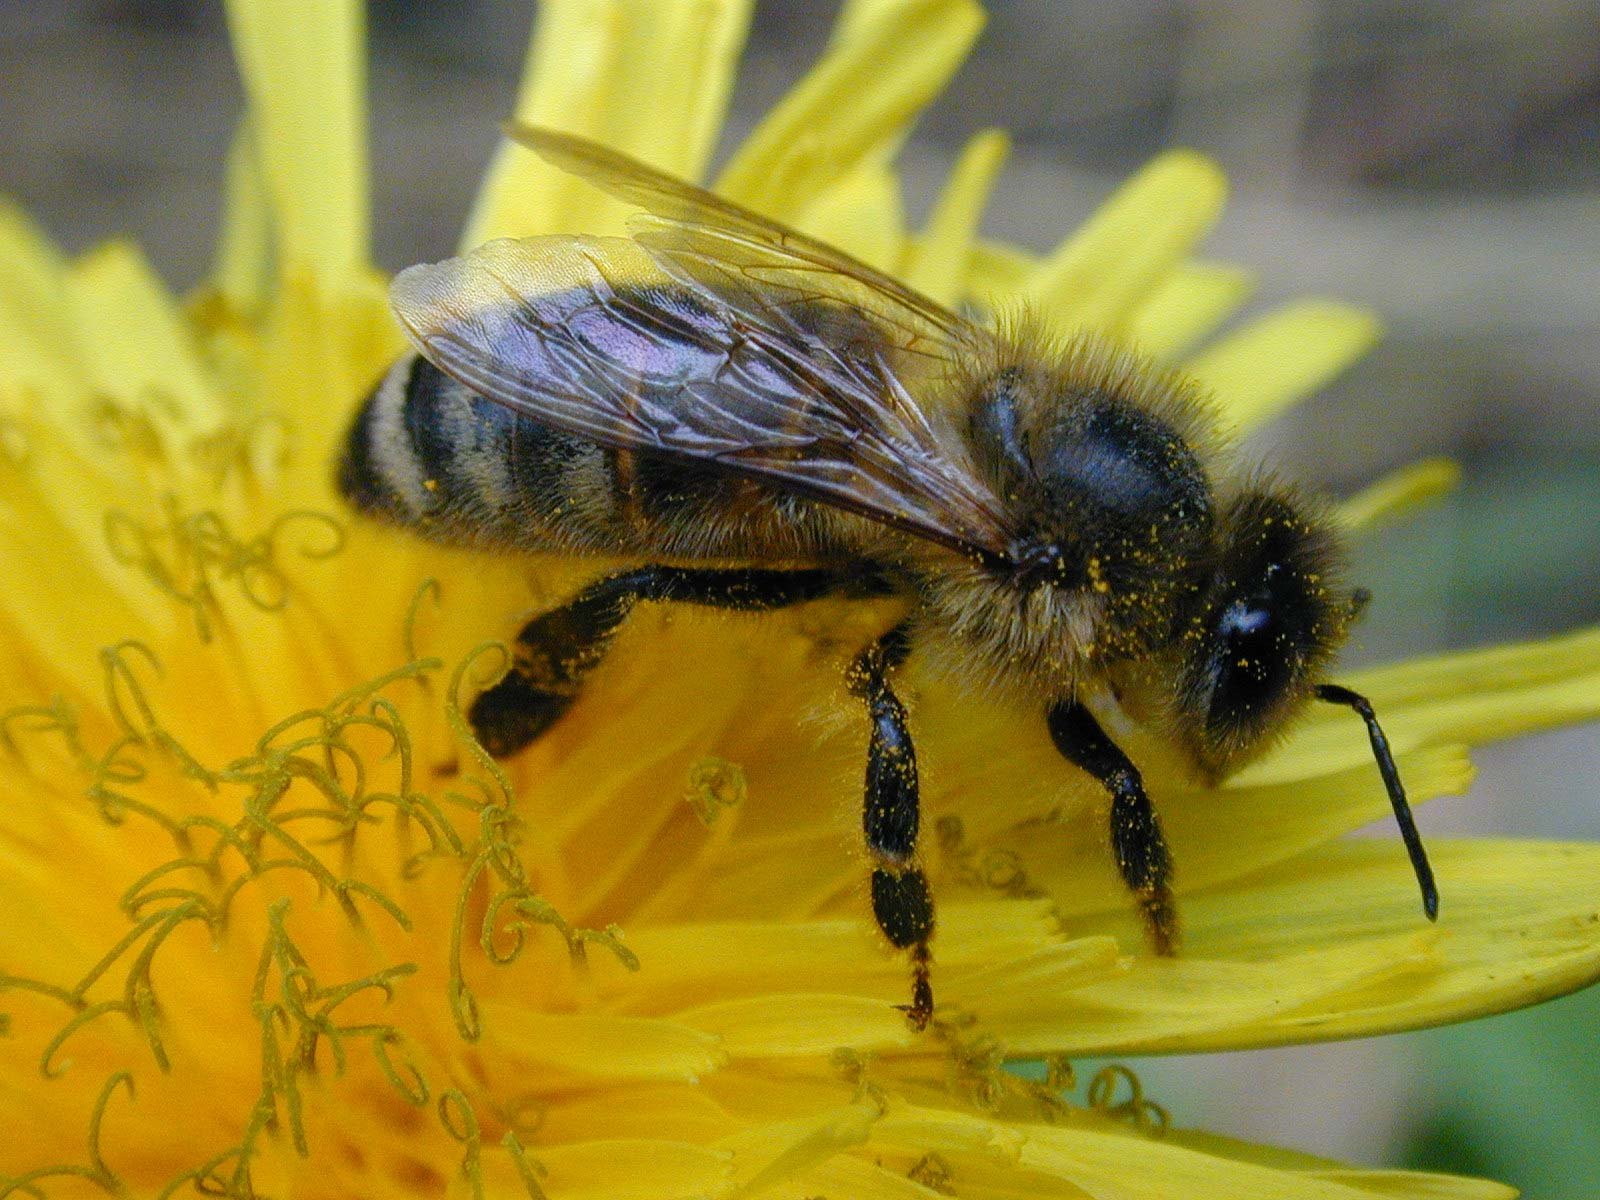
[897,948,935,1031]
[897,1004,932,1032]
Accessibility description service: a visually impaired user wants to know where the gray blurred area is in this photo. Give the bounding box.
[3,0,1598,1191]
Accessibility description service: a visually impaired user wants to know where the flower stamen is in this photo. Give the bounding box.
[0,1071,133,1199]
[1086,1064,1170,1135]
[684,756,747,827]
[105,500,342,643]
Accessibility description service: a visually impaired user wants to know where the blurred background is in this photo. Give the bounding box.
[2,0,1597,1193]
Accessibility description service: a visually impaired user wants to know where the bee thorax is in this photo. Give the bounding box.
[911,563,1111,699]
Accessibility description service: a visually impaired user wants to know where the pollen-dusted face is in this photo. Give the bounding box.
[1176,487,1353,778]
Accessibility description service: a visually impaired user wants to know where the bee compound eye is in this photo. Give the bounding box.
[1219,597,1270,641]
[1207,594,1295,729]
[1181,488,1348,765]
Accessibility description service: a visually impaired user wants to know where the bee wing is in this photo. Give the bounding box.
[392,220,1015,557]
[506,125,991,372]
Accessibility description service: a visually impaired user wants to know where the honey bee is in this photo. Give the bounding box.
[339,127,1437,1030]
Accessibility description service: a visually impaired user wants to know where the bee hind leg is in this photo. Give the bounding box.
[846,624,936,1031]
[1046,699,1178,955]
[470,565,884,757]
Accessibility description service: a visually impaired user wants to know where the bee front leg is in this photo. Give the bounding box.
[470,565,880,757]
[1046,699,1178,955]
[845,624,935,1031]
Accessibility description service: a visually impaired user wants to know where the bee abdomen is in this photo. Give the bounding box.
[337,352,589,549]
[338,350,850,561]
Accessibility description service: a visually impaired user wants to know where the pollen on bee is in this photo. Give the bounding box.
[424,478,440,492]
[1087,557,1111,594]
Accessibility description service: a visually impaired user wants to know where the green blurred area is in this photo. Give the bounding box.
[1403,986,1600,1198]
[1354,453,1600,654]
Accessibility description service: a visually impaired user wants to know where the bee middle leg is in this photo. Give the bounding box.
[845,623,936,1031]
[1046,699,1178,955]
[469,565,887,757]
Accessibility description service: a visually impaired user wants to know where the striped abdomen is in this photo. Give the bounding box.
[337,353,849,561]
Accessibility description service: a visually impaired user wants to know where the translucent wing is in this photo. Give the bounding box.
[392,136,1016,557]
[506,125,991,374]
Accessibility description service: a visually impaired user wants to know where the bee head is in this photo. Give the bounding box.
[1173,486,1358,779]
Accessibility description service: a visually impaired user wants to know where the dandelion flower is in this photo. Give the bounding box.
[3,2,1599,1198]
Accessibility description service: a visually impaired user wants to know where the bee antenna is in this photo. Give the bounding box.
[1315,683,1439,921]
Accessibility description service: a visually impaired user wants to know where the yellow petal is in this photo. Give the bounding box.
[862,1113,1499,1200]
[0,2,1578,1197]
[1020,1123,1501,1200]
[1158,1129,1338,1171]
[1305,1171,1516,1200]
[901,129,1010,306]
[682,993,915,1057]
[1245,623,1600,783]
[209,120,273,318]
[0,203,90,420]
[815,1143,1061,1200]
[243,267,398,486]
[1125,260,1257,360]
[1168,744,1472,895]
[1166,1130,1516,1198]
[533,1083,739,1144]
[790,1153,983,1200]
[1033,840,1600,1055]
[1182,301,1382,432]
[68,242,225,439]
[462,0,755,246]
[988,934,1434,1056]
[715,0,983,222]
[940,937,1127,1018]
[1338,458,1462,534]
[603,902,1078,1014]
[479,1005,727,1081]
[718,1103,879,1198]
[1024,151,1228,334]
[0,459,157,686]
[224,0,368,279]
[524,1139,732,1200]
[964,237,1037,306]
[797,159,908,272]
[871,1103,1030,1160]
